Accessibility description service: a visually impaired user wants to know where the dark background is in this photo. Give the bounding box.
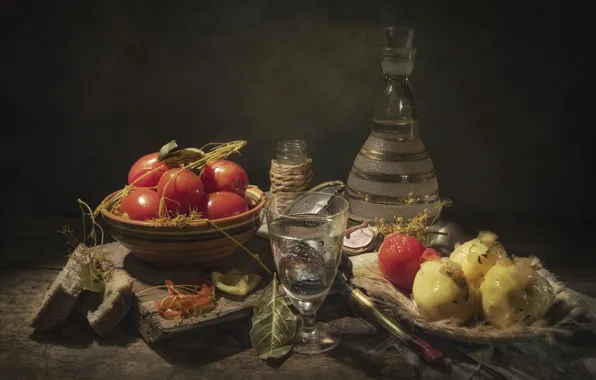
[5,1,595,234]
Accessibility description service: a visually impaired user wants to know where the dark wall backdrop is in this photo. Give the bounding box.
[7,1,595,227]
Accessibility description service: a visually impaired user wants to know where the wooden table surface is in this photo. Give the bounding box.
[1,217,595,380]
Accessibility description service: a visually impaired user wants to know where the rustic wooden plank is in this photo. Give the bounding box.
[106,237,345,343]
[101,237,283,343]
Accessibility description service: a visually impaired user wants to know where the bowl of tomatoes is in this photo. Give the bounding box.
[100,147,266,269]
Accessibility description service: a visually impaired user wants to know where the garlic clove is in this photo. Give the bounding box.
[343,227,375,249]
[343,226,379,255]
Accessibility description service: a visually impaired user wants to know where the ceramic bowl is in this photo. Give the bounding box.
[100,186,266,268]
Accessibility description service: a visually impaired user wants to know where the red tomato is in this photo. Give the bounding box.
[157,168,205,214]
[128,152,170,188]
[420,248,442,264]
[200,192,248,220]
[199,160,249,196]
[378,233,426,294]
[119,189,161,221]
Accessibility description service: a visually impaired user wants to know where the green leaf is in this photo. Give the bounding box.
[158,140,178,161]
[158,139,205,166]
[77,263,105,292]
[165,148,206,166]
[249,274,297,360]
[258,345,292,360]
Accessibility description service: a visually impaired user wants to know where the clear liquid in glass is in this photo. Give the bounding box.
[269,217,342,314]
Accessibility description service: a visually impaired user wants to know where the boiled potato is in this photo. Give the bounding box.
[480,257,555,328]
[412,259,477,323]
[449,231,507,288]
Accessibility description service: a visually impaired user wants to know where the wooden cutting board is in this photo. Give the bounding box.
[104,236,278,344]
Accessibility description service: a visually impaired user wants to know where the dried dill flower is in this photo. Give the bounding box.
[149,210,205,227]
[373,196,451,245]
[58,199,112,292]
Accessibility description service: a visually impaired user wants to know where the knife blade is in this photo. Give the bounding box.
[335,252,449,372]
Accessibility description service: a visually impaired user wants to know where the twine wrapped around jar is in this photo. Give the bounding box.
[269,158,313,193]
[269,158,314,211]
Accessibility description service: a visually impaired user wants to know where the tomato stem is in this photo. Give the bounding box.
[157,141,247,217]
[205,220,273,277]
[93,141,246,218]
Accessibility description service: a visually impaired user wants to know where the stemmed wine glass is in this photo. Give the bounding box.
[264,191,349,355]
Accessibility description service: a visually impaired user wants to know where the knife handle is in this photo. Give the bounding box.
[348,288,446,370]
[407,335,445,368]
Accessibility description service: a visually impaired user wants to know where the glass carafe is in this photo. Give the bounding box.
[345,27,439,222]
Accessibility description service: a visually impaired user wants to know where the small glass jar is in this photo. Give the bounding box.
[275,140,309,165]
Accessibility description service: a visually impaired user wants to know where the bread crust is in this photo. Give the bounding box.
[30,245,85,331]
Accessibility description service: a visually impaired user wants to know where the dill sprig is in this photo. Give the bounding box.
[58,199,112,291]
[374,194,452,245]
[147,210,205,228]
[94,140,246,219]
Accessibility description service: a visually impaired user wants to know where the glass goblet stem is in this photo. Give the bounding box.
[301,313,317,332]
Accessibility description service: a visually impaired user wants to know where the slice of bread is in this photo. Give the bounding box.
[85,269,133,337]
[30,245,85,331]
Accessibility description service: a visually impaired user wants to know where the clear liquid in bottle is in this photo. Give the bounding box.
[345,27,440,223]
